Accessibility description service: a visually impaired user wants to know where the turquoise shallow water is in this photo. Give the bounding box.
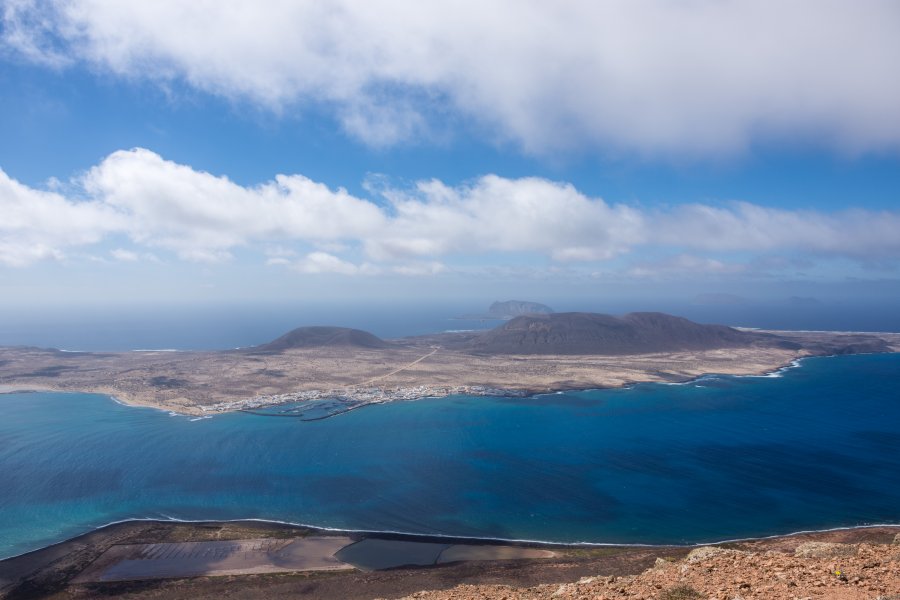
[1,353,899,559]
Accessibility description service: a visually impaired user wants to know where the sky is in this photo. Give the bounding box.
[2,0,900,312]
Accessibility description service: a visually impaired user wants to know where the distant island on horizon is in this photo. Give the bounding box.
[1,307,897,418]
[456,299,555,320]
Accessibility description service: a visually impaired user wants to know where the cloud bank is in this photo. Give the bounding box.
[1,148,899,275]
[0,167,122,266]
[4,1,900,155]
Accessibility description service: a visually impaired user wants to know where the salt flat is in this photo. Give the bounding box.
[74,536,355,582]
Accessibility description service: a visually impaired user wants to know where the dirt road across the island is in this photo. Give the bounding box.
[359,347,439,385]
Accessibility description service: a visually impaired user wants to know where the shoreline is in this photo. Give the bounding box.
[173,349,898,417]
[0,351,871,420]
[4,515,900,565]
[2,326,896,417]
[1,349,817,417]
[5,522,899,600]
[0,386,208,416]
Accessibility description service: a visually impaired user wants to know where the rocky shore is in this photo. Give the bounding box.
[390,535,900,600]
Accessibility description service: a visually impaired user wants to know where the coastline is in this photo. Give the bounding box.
[187,347,898,417]
[3,517,900,599]
[0,384,57,395]
[0,385,208,416]
[2,326,896,417]
[0,350,873,418]
[6,515,900,564]
[4,349,815,417]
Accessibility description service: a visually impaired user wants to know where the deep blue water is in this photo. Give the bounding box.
[1,353,899,559]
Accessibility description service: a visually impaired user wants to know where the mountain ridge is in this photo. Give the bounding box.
[464,311,754,355]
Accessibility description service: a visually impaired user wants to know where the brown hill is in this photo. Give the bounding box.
[252,326,388,352]
[465,312,753,355]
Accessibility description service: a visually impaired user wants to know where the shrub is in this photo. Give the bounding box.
[660,585,702,599]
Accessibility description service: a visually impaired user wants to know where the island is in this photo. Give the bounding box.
[1,311,897,417]
[486,299,554,318]
[456,299,554,320]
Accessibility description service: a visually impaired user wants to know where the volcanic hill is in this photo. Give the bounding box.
[251,326,388,352]
[464,312,754,355]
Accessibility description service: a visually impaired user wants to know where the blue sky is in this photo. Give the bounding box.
[1,1,899,310]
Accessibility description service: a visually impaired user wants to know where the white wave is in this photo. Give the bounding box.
[5,515,899,562]
[131,349,182,352]
[741,358,804,379]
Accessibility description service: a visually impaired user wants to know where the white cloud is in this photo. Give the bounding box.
[339,98,431,148]
[109,248,160,263]
[83,148,385,260]
[110,248,138,261]
[292,251,378,275]
[391,261,446,276]
[2,148,900,276]
[629,254,747,279]
[264,246,298,266]
[0,166,122,266]
[4,1,900,155]
[1,0,72,67]
[656,202,900,258]
[370,175,644,262]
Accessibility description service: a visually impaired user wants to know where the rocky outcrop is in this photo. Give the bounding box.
[795,541,858,558]
[390,540,900,599]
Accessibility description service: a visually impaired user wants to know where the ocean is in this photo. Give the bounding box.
[1,353,899,559]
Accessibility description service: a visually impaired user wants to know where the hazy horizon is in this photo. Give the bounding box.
[3,295,900,352]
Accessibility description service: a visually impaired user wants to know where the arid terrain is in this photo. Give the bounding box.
[0,343,809,414]
[0,313,897,415]
[388,532,900,600]
[1,520,899,600]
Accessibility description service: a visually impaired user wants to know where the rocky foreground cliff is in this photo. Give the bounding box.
[390,536,900,600]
